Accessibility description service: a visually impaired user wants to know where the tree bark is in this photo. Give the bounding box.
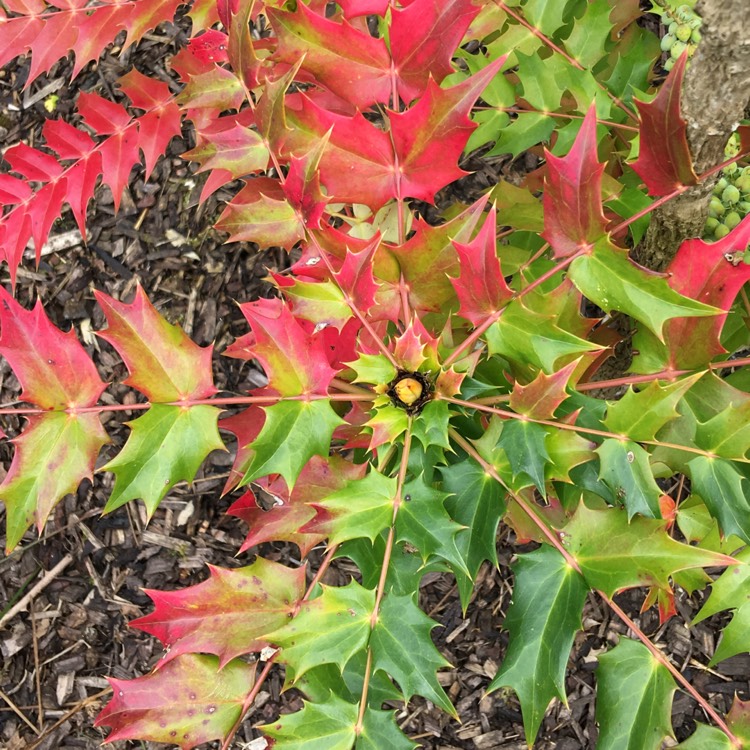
[632,0,750,272]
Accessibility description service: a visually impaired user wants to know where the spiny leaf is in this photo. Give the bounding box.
[595,638,676,750]
[131,558,306,667]
[102,404,223,517]
[727,697,750,745]
[563,503,735,596]
[371,593,455,716]
[630,52,698,196]
[498,419,550,496]
[95,654,255,750]
[268,581,375,681]
[95,285,216,402]
[488,546,588,746]
[509,360,579,420]
[676,724,734,750]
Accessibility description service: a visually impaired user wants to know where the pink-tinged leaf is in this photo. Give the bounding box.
[0,212,31,281]
[1,412,109,552]
[283,135,330,230]
[0,287,106,409]
[60,151,102,236]
[215,177,305,250]
[184,122,269,179]
[0,174,32,203]
[225,297,337,396]
[69,5,131,79]
[393,317,440,372]
[187,29,229,64]
[542,105,608,258]
[228,455,365,555]
[94,285,216,402]
[98,128,141,212]
[0,16,44,70]
[24,14,78,84]
[26,179,68,264]
[135,106,183,180]
[228,0,260,88]
[131,558,306,667]
[4,142,63,181]
[118,68,174,111]
[177,66,245,112]
[509,360,579,420]
[220,407,265,493]
[77,91,132,134]
[391,0,481,102]
[662,213,750,369]
[631,53,698,196]
[268,3,391,109]
[332,239,380,315]
[338,0,389,17]
[451,205,513,324]
[95,654,256,750]
[42,119,96,160]
[271,273,352,331]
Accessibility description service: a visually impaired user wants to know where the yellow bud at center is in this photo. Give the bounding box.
[394,377,423,406]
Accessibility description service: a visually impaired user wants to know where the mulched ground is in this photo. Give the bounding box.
[1,15,748,750]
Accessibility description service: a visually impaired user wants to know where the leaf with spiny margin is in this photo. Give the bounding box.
[348,353,397,386]
[273,275,352,331]
[596,440,662,519]
[130,558,306,667]
[676,724,734,749]
[267,581,374,681]
[563,503,735,597]
[441,460,506,602]
[396,475,468,577]
[727,697,750,745]
[183,123,269,181]
[488,546,588,746]
[1,412,109,552]
[498,420,550,496]
[450,205,513,324]
[485,300,602,377]
[542,106,608,259]
[564,0,614,69]
[333,240,380,316]
[239,400,344,491]
[596,638,676,750]
[95,285,216,402]
[568,240,718,341]
[411,400,451,450]
[366,403,408,450]
[509,361,578,420]
[688,457,750,544]
[358,707,418,750]
[694,402,750,460]
[693,548,750,665]
[545,428,596,484]
[0,287,106,409]
[305,469,396,545]
[371,593,455,716]
[95,654,255,750]
[630,53,697,196]
[102,404,223,517]
[521,0,578,35]
[603,376,700,442]
[176,66,245,112]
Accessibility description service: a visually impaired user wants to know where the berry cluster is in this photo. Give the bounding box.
[705,134,750,241]
[658,3,702,71]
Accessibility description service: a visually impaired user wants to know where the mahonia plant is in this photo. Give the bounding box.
[1,0,750,748]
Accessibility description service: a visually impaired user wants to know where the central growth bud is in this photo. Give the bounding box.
[387,370,433,415]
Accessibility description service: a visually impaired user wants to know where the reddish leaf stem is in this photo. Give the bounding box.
[448,428,741,747]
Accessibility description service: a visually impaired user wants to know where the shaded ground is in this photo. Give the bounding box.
[1,16,748,750]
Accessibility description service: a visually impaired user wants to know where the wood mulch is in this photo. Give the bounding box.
[1,17,748,750]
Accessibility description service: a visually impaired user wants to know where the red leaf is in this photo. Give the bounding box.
[283,134,329,230]
[187,29,229,64]
[220,407,266,494]
[95,284,217,402]
[451,205,513,324]
[95,654,255,750]
[77,91,132,134]
[0,286,106,409]
[118,68,175,111]
[542,105,608,258]
[98,128,141,212]
[42,119,96,160]
[131,558,306,666]
[24,14,78,84]
[508,360,580,420]
[631,53,698,196]
[338,0,389,16]
[4,141,63,181]
[332,239,380,315]
[391,0,481,102]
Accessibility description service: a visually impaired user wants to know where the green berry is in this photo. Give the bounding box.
[722,162,739,176]
[735,175,750,192]
[715,177,729,192]
[661,33,677,52]
[664,57,675,71]
[691,28,701,43]
[670,40,687,59]
[722,185,741,204]
[715,223,731,240]
[676,24,692,42]
[705,217,720,231]
[725,211,742,230]
[710,197,726,215]
[669,21,678,34]
[739,201,750,215]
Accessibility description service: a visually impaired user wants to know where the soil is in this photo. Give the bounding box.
[0,14,748,750]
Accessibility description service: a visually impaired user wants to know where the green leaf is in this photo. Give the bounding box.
[498,419,550,496]
[371,593,455,716]
[240,400,344,490]
[596,440,662,519]
[278,278,352,331]
[358,708,418,750]
[603,376,700,442]
[397,475,469,577]
[688,456,750,543]
[563,0,613,69]
[349,353,397,386]
[308,469,396,545]
[487,111,556,158]
[676,724,734,750]
[488,546,588,745]
[569,242,718,341]
[268,581,375,681]
[595,638,676,750]
[694,403,750,460]
[411,400,451,450]
[693,548,750,666]
[103,405,222,517]
[563,503,733,597]
[519,0,577,38]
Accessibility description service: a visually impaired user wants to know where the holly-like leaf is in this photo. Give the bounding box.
[488,546,588,745]
[102,404,223,517]
[568,240,718,341]
[95,654,255,750]
[542,105,608,258]
[563,503,734,596]
[131,558,306,667]
[509,360,578,420]
[370,593,455,716]
[596,440,663,519]
[268,581,375,680]
[498,419,550,495]
[0,287,106,409]
[676,724,734,750]
[630,52,698,196]
[1,412,109,552]
[183,121,269,181]
[595,638,676,750]
[332,240,381,316]
[239,400,344,491]
[727,697,750,745]
[305,468,396,545]
[95,285,216,402]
